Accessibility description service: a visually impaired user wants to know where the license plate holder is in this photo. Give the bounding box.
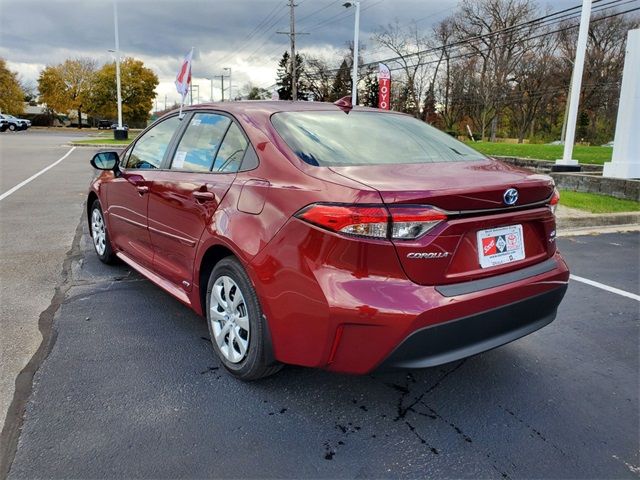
[477,224,525,268]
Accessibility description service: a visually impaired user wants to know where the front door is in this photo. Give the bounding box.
[105,115,182,268]
[148,112,251,291]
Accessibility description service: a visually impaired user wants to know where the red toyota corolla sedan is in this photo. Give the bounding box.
[87,100,569,380]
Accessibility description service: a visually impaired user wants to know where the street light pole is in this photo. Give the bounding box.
[344,2,361,106]
[112,0,123,134]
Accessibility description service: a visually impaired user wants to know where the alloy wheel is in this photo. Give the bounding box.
[91,208,106,255]
[209,275,250,363]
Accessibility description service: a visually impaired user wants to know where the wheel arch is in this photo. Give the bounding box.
[87,191,99,232]
[196,242,278,367]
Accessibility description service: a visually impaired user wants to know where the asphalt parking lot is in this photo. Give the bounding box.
[1,130,639,479]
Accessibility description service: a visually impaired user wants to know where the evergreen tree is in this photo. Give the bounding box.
[275,51,308,100]
[330,59,351,101]
[362,67,379,108]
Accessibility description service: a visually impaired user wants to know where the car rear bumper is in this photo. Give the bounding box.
[321,253,569,374]
[379,285,566,369]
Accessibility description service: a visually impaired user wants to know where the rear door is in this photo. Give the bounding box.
[105,115,181,268]
[147,112,251,291]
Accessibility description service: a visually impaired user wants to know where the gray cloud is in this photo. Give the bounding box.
[0,0,576,103]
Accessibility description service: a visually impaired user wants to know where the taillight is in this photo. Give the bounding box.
[549,189,560,214]
[295,204,447,240]
[388,206,447,239]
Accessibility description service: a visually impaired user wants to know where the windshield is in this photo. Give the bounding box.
[271,111,486,167]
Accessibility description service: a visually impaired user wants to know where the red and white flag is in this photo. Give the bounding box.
[175,48,193,99]
[378,63,391,110]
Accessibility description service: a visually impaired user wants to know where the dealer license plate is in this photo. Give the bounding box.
[477,225,525,268]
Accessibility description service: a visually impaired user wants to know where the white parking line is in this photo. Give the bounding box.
[570,274,640,302]
[0,147,76,202]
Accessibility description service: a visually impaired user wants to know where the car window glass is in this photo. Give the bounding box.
[126,116,180,169]
[171,113,231,172]
[213,123,248,173]
[272,111,487,166]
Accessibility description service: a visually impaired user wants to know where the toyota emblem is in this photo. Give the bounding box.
[503,188,519,206]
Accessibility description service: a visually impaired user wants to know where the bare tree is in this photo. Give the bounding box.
[452,0,540,140]
[374,20,433,117]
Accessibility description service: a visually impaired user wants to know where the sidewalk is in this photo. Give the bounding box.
[556,205,640,231]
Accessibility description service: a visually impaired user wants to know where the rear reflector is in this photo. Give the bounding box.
[295,204,447,240]
[549,188,560,214]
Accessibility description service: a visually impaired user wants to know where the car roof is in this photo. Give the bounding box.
[177,100,400,117]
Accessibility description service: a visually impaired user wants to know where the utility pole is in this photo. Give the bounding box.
[277,2,308,101]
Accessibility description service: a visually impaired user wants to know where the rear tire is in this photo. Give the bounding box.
[205,257,281,380]
[9,124,15,131]
[90,199,117,264]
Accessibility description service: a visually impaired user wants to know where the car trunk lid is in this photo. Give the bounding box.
[329,159,557,286]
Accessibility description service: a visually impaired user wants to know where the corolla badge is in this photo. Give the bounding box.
[503,188,519,206]
[407,252,450,259]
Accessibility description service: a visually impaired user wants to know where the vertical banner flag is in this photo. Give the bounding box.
[378,63,391,110]
[175,48,193,117]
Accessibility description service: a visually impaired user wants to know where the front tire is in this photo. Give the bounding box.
[206,257,281,380]
[9,124,15,131]
[90,199,116,264]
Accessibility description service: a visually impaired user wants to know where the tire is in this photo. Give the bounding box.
[9,124,15,131]
[205,257,282,380]
[90,199,117,264]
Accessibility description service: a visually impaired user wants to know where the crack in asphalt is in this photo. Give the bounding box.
[0,212,85,479]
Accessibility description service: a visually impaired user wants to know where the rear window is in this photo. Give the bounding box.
[271,111,486,166]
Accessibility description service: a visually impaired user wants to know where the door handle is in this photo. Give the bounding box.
[136,185,149,195]
[192,191,215,201]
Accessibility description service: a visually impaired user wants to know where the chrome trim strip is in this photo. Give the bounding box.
[148,225,196,247]
[440,193,554,217]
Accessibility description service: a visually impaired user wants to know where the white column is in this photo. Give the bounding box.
[556,0,592,167]
[603,29,640,179]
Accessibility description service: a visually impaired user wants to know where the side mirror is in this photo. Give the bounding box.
[91,151,119,171]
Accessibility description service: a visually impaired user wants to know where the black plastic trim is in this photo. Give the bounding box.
[380,286,567,370]
[435,257,558,297]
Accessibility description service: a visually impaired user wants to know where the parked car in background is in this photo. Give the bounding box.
[0,118,8,132]
[0,114,30,131]
[97,120,112,130]
[87,101,569,380]
[111,123,129,130]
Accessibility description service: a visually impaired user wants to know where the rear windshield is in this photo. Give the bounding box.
[271,111,486,166]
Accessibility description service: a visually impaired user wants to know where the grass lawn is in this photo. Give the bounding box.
[560,190,640,213]
[464,141,612,165]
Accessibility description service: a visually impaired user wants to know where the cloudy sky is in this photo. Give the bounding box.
[0,0,576,107]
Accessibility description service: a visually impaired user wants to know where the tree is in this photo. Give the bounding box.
[88,57,158,127]
[302,55,334,102]
[38,58,96,127]
[452,0,539,140]
[275,51,308,100]
[374,20,433,117]
[246,86,270,100]
[361,65,379,108]
[330,59,351,101]
[0,59,25,115]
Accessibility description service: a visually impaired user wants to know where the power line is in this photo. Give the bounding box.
[310,0,634,77]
